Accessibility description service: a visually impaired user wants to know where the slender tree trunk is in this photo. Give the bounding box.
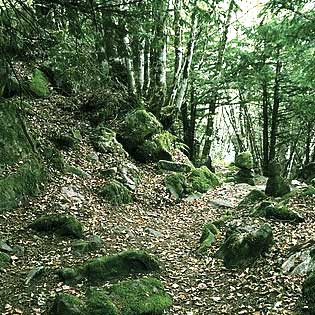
[123,33,137,96]
[138,33,145,96]
[144,38,151,95]
[262,79,269,175]
[305,121,313,165]
[269,50,282,163]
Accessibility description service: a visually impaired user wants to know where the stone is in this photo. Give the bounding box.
[100,167,118,178]
[0,240,13,252]
[61,186,85,202]
[72,235,103,254]
[109,277,172,315]
[50,293,84,315]
[144,228,163,238]
[197,222,219,254]
[29,214,83,239]
[43,147,65,171]
[235,151,254,169]
[99,180,133,205]
[0,252,11,268]
[303,272,315,313]
[238,189,266,208]
[158,160,192,173]
[91,127,126,156]
[217,224,273,268]
[282,241,315,275]
[235,168,255,185]
[86,289,119,315]
[65,165,89,178]
[118,162,141,191]
[165,173,187,199]
[134,132,174,162]
[87,152,99,163]
[265,176,290,197]
[254,203,304,223]
[58,268,81,283]
[25,266,45,285]
[27,69,49,98]
[81,250,161,283]
[188,166,220,193]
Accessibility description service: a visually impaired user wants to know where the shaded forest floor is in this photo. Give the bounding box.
[0,96,314,315]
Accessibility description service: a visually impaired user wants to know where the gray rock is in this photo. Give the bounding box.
[158,160,192,173]
[144,228,163,238]
[25,266,45,285]
[0,240,13,252]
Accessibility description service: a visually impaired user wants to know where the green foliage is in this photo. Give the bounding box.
[27,69,49,97]
[110,277,172,315]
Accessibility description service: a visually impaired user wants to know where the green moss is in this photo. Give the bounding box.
[42,147,65,171]
[110,277,172,315]
[189,166,220,193]
[51,134,77,151]
[235,151,253,169]
[165,173,187,199]
[82,250,161,283]
[265,176,290,197]
[122,109,163,146]
[58,268,81,283]
[28,69,49,98]
[30,214,83,238]
[50,293,84,315]
[238,189,266,208]
[86,289,119,315]
[0,158,46,211]
[99,180,133,205]
[72,236,102,254]
[0,252,11,268]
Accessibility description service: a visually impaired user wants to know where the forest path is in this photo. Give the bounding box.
[0,97,313,315]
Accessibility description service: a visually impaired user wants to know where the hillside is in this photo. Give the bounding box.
[0,95,314,315]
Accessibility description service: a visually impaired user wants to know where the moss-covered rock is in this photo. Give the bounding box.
[188,166,220,193]
[238,189,266,208]
[50,293,84,315]
[58,267,81,283]
[165,173,187,199]
[254,203,304,223]
[0,158,46,211]
[42,147,65,171]
[265,175,290,197]
[197,222,219,254]
[109,277,172,315]
[0,251,11,268]
[72,235,103,254]
[99,180,133,205]
[30,214,83,238]
[303,273,315,313]
[65,165,89,178]
[91,127,126,156]
[135,132,174,162]
[217,224,273,268]
[299,162,315,184]
[81,250,161,283]
[120,109,163,149]
[27,69,49,98]
[158,160,192,173]
[235,151,253,169]
[235,168,255,186]
[86,289,119,315]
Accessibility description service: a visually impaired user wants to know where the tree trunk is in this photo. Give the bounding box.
[123,33,137,96]
[262,79,269,175]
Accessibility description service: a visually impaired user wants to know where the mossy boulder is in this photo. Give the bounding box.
[165,173,187,199]
[235,168,255,186]
[30,214,83,238]
[109,277,172,315]
[42,147,65,171]
[50,293,84,315]
[303,273,315,313]
[81,250,161,283]
[27,69,49,98]
[99,180,133,205]
[158,160,192,173]
[72,235,103,254]
[120,109,163,149]
[197,222,219,254]
[254,203,304,223]
[238,189,266,208]
[217,224,273,268]
[0,252,11,268]
[86,289,119,315]
[188,166,220,193]
[235,151,254,169]
[91,127,126,156]
[135,132,174,162]
[265,175,290,197]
